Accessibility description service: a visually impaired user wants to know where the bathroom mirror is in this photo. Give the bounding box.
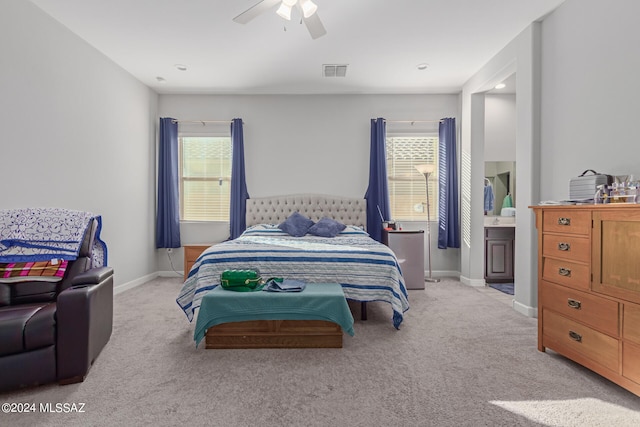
[485,161,515,215]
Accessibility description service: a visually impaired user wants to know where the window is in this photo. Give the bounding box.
[179,136,232,221]
[386,135,438,221]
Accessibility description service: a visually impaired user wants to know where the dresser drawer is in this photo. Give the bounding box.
[542,234,590,263]
[542,209,591,235]
[540,280,619,336]
[542,257,590,291]
[623,302,640,345]
[542,309,619,372]
[623,342,640,385]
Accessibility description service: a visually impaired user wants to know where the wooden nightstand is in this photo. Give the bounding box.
[183,244,212,281]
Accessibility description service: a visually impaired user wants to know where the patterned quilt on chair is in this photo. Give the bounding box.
[0,260,69,282]
[0,208,107,268]
[176,224,410,329]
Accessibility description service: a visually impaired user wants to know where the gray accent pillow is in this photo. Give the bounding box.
[307,217,347,238]
[278,212,315,237]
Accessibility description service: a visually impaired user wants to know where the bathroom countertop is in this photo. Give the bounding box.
[484,217,516,227]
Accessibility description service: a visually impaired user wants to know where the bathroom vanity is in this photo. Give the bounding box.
[484,217,515,283]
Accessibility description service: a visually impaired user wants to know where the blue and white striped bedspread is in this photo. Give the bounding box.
[176,225,410,329]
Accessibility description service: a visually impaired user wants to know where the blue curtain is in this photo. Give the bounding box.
[364,118,390,243]
[156,117,181,248]
[437,117,460,248]
[229,118,249,239]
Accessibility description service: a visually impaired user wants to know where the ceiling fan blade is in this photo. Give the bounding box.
[302,12,327,39]
[233,0,281,24]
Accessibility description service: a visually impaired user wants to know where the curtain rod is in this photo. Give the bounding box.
[383,119,443,124]
[171,119,243,125]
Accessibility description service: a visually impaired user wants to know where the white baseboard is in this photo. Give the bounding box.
[158,270,184,278]
[424,270,462,280]
[459,275,486,287]
[113,272,159,295]
[113,271,183,295]
[513,299,537,318]
[116,270,472,295]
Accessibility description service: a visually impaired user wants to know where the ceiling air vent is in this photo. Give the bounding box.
[323,64,348,77]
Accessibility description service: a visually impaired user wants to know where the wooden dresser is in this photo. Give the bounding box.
[183,244,211,281]
[532,205,640,396]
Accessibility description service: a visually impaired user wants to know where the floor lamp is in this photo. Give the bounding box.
[415,164,440,283]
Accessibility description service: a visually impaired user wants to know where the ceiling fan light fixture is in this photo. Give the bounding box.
[299,0,318,18]
[276,3,292,20]
[234,0,325,38]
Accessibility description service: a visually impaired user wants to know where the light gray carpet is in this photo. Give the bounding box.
[2,277,639,426]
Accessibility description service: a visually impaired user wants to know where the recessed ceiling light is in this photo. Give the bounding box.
[417,63,429,70]
[494,83,506,89]
[156,76,166,83]
[175,64,187,71]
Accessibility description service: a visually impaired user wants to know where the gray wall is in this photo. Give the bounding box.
[459,0,640,317]
[1,0,159,289]
[461,22,540,317]
[540,0,640,201]
[485,94,517,215]
[11,0,630,294]
[157,94,461,276]
[485,94,516,162]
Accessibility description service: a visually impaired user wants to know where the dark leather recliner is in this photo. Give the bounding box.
[0,219,113,392]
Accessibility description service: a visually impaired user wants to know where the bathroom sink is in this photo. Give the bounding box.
[484,216,515,227]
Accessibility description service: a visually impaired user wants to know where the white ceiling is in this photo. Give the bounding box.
[29,0,564,95]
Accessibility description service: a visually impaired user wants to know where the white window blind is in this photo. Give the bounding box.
[180,136,232,221]
[386,136,439,221]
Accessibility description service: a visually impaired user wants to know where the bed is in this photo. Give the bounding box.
[176,194,410,340]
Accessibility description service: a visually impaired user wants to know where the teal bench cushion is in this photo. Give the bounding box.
[194,283,354,346]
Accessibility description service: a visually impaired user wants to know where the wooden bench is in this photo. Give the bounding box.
[194,283,355,349]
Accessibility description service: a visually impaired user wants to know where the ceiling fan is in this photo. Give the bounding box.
[233,0,327,40]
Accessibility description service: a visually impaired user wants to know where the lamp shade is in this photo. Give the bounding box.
[300,0,318,17]
[276,3,292,20]
[415,164,436,175]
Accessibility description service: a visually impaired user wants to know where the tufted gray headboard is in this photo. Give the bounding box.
[246,194,367,230]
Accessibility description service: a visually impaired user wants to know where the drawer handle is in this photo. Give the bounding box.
[558,242,571,251]
[567,298,582,309]
[558,217,571,226]
[558,267,572,277]
[569,330,582,342]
